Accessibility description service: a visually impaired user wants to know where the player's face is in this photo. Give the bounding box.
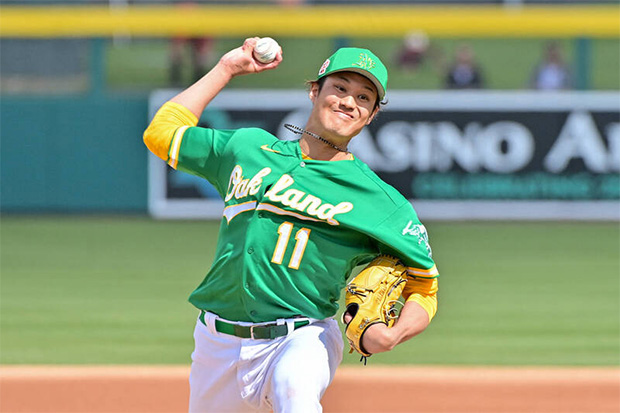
[308,72,379,141]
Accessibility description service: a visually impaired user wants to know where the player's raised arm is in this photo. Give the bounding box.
[143,37,282,162]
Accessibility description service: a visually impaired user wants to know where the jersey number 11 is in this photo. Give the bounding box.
[271,222,311,270]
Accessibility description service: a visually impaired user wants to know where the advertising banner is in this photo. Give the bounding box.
[148,90,619,220]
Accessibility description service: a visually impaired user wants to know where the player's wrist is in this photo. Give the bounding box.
[212,61,237,82]
[361,323,398,354]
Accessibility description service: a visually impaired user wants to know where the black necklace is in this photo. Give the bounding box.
[284,124,348,153]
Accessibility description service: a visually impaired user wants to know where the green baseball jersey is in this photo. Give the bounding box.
[169,126,439,323]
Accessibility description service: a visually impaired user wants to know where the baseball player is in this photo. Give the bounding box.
[143,37,439,412]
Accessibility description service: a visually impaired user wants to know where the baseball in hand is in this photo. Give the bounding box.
[253,37,279,64]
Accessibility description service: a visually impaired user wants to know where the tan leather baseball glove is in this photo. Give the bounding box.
[342,255,408,360]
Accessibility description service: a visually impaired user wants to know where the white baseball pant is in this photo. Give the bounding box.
[189,311,344,412]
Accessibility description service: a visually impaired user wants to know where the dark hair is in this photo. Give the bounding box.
[306,75,384,111]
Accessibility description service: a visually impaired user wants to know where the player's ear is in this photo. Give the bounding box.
[308,82,319,104]
[366,106,380,125]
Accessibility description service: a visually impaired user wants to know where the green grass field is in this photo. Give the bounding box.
[1,216,618,366]
[107,37,620,91]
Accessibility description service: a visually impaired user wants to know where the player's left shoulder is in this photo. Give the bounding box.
[352,158,408,205]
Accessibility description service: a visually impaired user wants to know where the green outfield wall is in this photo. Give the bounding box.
[0,96,148,212]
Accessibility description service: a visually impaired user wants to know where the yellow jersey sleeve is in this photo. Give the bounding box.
[143,101,198,162]
[402,276,439,321]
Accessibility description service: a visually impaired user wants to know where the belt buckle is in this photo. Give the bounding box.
[249,324,257,340]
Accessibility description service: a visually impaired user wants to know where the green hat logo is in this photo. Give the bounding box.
[352,53,376,71]
[317,47,388,101]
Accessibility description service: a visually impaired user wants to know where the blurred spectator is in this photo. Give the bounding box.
[169,1,216,86]
[444,43,484,89]
[396,31,431,71]
[530,41,571,90]
[169,0,305,86]
[170,36,215,86]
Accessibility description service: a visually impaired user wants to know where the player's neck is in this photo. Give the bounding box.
[299,136,352,161]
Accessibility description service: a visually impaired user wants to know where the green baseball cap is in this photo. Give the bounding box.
[316,47,388,101]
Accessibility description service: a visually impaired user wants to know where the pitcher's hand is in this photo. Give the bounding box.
[218,37,283,78]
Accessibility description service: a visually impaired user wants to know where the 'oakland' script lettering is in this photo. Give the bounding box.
[265,174,353,225]
[225,165,272,202]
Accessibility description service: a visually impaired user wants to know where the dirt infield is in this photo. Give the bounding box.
[1,365,619,413]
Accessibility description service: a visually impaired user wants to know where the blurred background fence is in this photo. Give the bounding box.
[1,1,618,217]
